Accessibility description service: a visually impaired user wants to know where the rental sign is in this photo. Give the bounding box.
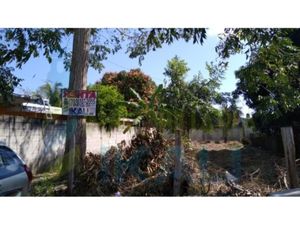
[62,90,96,116]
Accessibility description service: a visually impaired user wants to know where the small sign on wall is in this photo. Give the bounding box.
[62,90,96,116]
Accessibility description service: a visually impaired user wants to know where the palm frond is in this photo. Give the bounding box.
[130,88,142,101]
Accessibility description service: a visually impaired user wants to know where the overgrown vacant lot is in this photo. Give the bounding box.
[189,141,289,196]
[31,138,293,197]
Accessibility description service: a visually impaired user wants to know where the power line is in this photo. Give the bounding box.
[105,59,133,71]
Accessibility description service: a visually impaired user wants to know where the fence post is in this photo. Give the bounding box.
[173,129,182,196]
[281,127,299,188]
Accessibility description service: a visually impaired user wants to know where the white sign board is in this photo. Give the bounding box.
[62,90,96,116]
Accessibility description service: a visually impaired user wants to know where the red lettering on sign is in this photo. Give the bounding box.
[63,90,96,99]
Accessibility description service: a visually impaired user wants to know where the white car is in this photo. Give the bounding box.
[0,144,32,196]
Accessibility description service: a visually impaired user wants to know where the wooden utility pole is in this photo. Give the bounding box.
[173,129,182,196]
[61,28,91,195]
[281,127,299,188]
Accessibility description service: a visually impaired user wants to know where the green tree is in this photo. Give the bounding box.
[162,57,224,134]
[0,67,22,104]
[217,28,300,132]
[162,56,189,129]
[88,84,127,129]
[36,82,62,107]
[234,42,300,131]
[187,62,224,130]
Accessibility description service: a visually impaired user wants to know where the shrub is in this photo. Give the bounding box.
[87,84,127,129]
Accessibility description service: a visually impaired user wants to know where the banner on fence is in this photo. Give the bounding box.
[62,90,96,116]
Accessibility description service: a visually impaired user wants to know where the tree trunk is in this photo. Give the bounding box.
[223,127,228,143]
[61,29,91,194]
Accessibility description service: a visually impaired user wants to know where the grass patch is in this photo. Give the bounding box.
[30,172,59,196]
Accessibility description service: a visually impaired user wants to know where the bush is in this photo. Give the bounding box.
[87,84,127,129]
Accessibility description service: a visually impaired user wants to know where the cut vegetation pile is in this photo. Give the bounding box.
[74,135,292,196]
[74,130,205,196]
[195,142,289,196]
[74,129,172,195]
[33,136,293,196]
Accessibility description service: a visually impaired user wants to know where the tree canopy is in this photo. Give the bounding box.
[216,28,300,131]
[162,56,190,111]
[161,56,224,133]
[101,68,156,102]
[0,66,22,104]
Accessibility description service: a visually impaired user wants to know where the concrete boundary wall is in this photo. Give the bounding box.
[0,114,253,173]
[0,115,137,173]
[163,127,253,142]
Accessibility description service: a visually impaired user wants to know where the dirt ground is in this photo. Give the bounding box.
[185,140,291,196]
[191,140,244,151]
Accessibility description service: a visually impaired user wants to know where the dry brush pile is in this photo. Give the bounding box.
[73,134,292,196]
[74,130,205,196]
[195,144,290,196]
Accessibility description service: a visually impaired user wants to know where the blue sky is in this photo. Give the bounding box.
[12,30,252,116]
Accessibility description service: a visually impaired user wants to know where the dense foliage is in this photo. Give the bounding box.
[0,66,22,104]
[87,84,127,129]
[101,69,156,101]
[124,84,173,133]
[216,28,300,132]
[101,69,156,118]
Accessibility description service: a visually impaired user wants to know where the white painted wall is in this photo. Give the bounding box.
[164,127,253,142]
[86,123,137,155]
[0,115,137,173]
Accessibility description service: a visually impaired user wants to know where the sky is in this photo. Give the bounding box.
[12,29,253,116]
